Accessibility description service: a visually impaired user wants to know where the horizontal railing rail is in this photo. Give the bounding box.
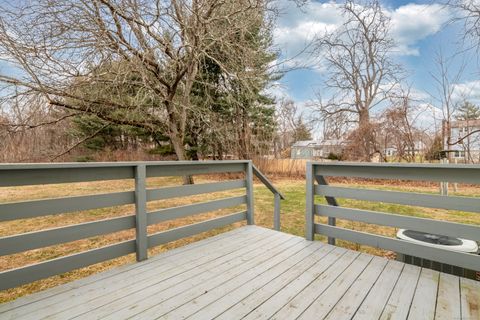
[306,161,480,271]
[0,160,256,290]
[252,165,285,230]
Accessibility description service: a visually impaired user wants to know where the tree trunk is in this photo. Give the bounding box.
[171,135,194,185]
[359,109,372,161]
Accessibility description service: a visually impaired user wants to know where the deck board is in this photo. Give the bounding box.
[380,264,421,320]
[0,225,476,320]
[65,228,288,319]
[0,226,249,313]
[323,256,388,320]
[352,260,404,320]
[434,273,461,320]
[460,277,480,320]
[5,226,273,320]
[214,247,344,320]
[407,268,440,320]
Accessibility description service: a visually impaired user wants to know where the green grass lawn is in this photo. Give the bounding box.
[253,179,480,255]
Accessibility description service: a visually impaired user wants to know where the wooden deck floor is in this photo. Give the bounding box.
[1,226,479,320]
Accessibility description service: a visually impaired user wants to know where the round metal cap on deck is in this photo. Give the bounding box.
[397,229,479,253]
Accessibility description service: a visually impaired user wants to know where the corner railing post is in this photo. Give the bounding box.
[135,164,148,261]
[246,161,255,225]
[306,162,314,240]
[274,193,281,231]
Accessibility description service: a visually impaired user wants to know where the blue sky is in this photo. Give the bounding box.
[271,0,480,129]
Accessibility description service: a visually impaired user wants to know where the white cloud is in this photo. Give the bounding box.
[273,1,451,65]
[389,4,451,56]
[451,80,480,104]
[273,1,343,70]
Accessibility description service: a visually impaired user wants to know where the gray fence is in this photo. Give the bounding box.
[306,162,480,271]
[0,160,283,290]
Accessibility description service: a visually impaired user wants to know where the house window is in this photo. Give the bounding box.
[454,151,465,158]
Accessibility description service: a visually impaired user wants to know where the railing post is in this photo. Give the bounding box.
[316,175,337,246]
[135,164,148,261]
[274,193,281,231]
[245,161,255,225]
[246,161,255,225]
[306,162,314,240]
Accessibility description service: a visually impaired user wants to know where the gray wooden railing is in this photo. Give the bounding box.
[0,160,282,290]
[252,165,285,231]
[306,162,480,271]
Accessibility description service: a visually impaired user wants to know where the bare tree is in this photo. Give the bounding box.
[429,49,466,160]
[0,0,274,181]
[449,0,480,50]
[379,88,429,162]
[452,101,480,163]
[0,95,74,162]
[320,111,351,142]
[274,98,312,157]
[312,0,403,161]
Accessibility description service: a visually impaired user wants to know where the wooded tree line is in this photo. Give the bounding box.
[0,0,279,166]
[1,0,480,164]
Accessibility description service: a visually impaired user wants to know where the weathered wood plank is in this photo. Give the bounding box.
[52,231,289,320]
[0,240,136,291]
[0,191,134,221]
[380,264,421,320]
[407,268,440,320]
[296,254,374,320]
[147,196,246,226]
[316,204,480,241]
[265,250,361,320]
[313,162,480,184]
[18,229,277,320]
[323,256,388,320]
[460,277,480,320]
[146,162,245,177]
[353,260,404,320]
[0,226,471,320]
[0,226,253,313]
[0,215,135,256]
[146,179,246,201]
[0,166,134,186]
[0,227,266,319]
[216,247,346,320]
[187,241,334,320]
[129,237,308,320]
[434,273,461,320]
[315,185,480,214]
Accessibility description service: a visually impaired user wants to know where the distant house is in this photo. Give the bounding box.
[449,119,480,161]
[290,139,345,159]
[384,146,397,157]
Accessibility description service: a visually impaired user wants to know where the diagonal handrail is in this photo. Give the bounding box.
[252,165,285,199]
[252,164,285,230]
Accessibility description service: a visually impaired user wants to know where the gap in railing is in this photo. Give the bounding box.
[325,176,480,197]
[314,191,480,237]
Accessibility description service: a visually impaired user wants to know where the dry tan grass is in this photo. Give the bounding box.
[254,158,308,178]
